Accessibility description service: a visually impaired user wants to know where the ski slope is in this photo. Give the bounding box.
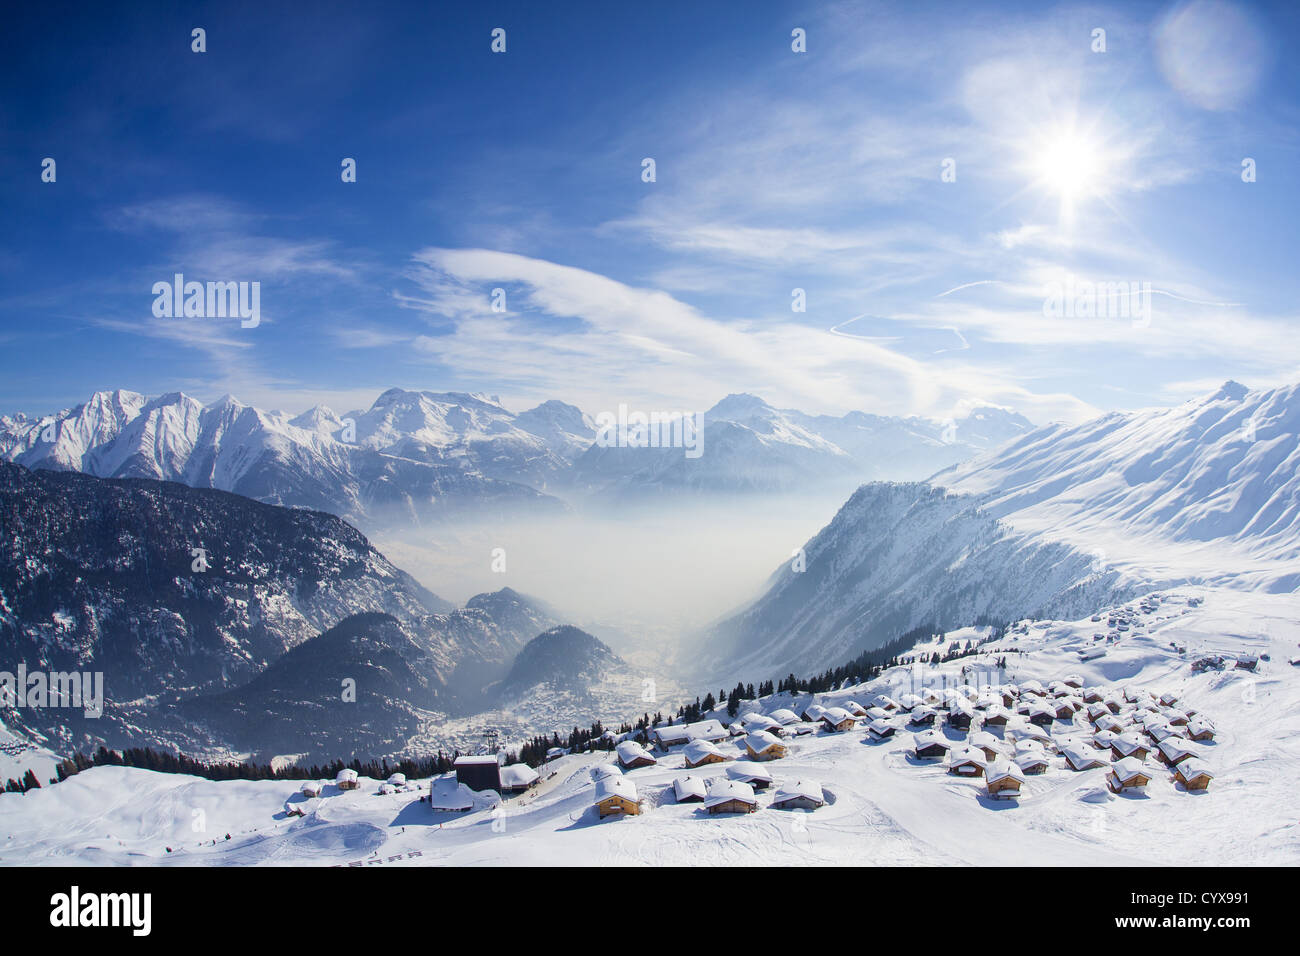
[3,587,1296,866]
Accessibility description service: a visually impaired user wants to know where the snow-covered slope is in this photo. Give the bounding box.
[5,589,1294,866]
[706,382,1300,680]
[934,381,1300,579]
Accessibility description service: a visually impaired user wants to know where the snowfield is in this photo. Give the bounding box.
[3,587,1296,866]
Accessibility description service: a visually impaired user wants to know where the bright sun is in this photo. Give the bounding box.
[1037,136,1103,198]
[1025,126,1115,227]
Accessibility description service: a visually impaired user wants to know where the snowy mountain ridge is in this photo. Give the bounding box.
[707,381,1300,680]
[0,388,1034,520]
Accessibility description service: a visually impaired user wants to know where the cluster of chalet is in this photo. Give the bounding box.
[904,677,1217,799]
[591,718,827,819]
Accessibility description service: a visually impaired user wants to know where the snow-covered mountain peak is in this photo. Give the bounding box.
[1210,380,1250,403]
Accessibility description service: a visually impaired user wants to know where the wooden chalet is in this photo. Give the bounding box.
[683,739,730,768]
[771,778,825,811]
[985,761,1026,799]
[594,776,641,818]
[616,740,658,769]
[913,732,951,760]
[743,730,789,761]
[947,746,987,777]
[1173,760,1214,791]
[1108,756,1151,793]
[704,779,758,815]
[672,775,707,804]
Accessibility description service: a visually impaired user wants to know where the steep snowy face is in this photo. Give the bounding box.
[706,382,1300,682]
[0,389,149,471]
[703,483,1137,681]
[934,381,1300,566]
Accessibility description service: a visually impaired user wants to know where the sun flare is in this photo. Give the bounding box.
[1027,125,1115,226]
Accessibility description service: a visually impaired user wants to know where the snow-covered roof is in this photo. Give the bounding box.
[683,739,726,763]
[1148,723,1186,743]
[948,746,987,769]
[1112,732,1148,755]
[387,773,406,786]
[616,740,655,765]
[801,703,828,720]
[773,778,824,806]
[704,778,756,808]
[744,730,784,753]
[650,724,691,745]
[673,775,707,801]
[820,706,854,724]
[683,719,728,740]
[913,731,950,752]
[429,777,475,811]
[1010,722,1051,743]
[591,763,623,780]
[769,708,800,725]
[1175,759,1213,781]
[1157,739,1198,762]
[335,768,358,783]
[1062,744,1108,770]
[868,718,895,735]
[986,760,1026,785]
[1015,752,1049,770]
[500,764,539,788]
[301,781,323,795]
[726,761,773,784]
[741,712,783,732]
[969,730,999,750]
[595,775,638,804]
[454,754,502,766]
[1110,756,1148,783]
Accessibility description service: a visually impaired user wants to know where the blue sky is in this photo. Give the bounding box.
[2,0,1298,424]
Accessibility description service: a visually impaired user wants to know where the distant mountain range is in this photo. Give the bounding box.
[703,381,1300,681]
[0,388,1034,528]
[572,393,1033,497]
[0,389,580,529]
